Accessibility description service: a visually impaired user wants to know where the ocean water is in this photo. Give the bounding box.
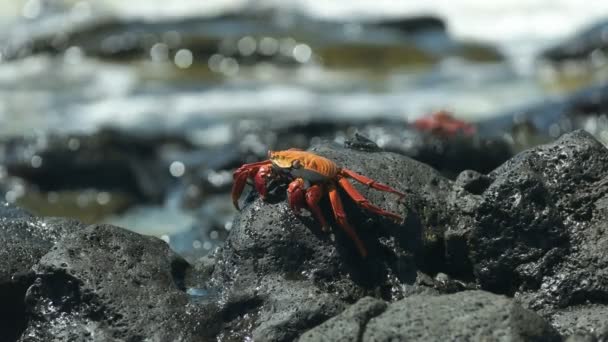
[5,0,606,64]
[0,0,606,138]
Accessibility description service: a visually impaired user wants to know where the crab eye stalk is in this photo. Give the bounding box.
[267,150,273,158]
[292,160,301,169]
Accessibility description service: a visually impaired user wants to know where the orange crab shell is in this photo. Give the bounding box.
[269,149,339,181]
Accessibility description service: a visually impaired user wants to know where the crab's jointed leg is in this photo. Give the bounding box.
[305,184,329,232]
[287,178,306,214]
[232,160,272,209]
[337,177,403,223]
[340,168,406,198]
[328,184,368,257]
[287,180,330,232]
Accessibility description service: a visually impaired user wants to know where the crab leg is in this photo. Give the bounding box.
[232,160,271,209]
[340,168,405,198]
[287,180,330,232]
[305,184,329,232]
[337,177,403,223]
[287,178,306,214]
[328,184,368,257]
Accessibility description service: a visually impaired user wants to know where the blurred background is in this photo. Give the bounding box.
[1,0,608,261]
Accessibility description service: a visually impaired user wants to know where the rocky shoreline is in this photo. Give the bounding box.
[2,129,608,341]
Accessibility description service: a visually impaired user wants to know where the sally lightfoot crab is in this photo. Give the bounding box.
[232,149,405,257]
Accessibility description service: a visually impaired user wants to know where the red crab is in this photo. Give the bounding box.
[232,149,405,257]
[413,111,476,137]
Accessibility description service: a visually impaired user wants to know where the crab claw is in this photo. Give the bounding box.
[231,160,271,210]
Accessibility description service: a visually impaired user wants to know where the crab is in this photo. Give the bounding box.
[413,111,476,137]
[232,149,405,257]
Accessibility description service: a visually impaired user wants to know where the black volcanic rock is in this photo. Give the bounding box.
[0,203,85,342]
[446,130,608,336]
[552,305,608,338]
[298,296,387,341]
[19,224,208,342]
[300,291,560,341]
[204,143,453,341]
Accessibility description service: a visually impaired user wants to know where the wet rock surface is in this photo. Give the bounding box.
[0,202,212,341]
[298,296,387,342]
[0,203,85,342]
[20,224,207,342]
[301,291,560,341]
[552,305,608,338]
[446,130,608,337]
[363,291,559,341]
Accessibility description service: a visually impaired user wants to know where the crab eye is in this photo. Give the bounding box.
[292,160,301,168]
[267,150,272,158]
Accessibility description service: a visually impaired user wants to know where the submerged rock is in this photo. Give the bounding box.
[301,291,560,341]
[0,203,85,342]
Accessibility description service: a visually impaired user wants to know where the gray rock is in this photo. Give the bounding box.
[363,291,559,341]
[446,130,608,334]
[552,305,608,337]
[252,277,347,342]
[19,224,207,342]
[0,216,85,283]
[0,203,84,342]
[206,144,453,340]
[298,297,387,342]
[540,19,608,63]
[564,333,599,342]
